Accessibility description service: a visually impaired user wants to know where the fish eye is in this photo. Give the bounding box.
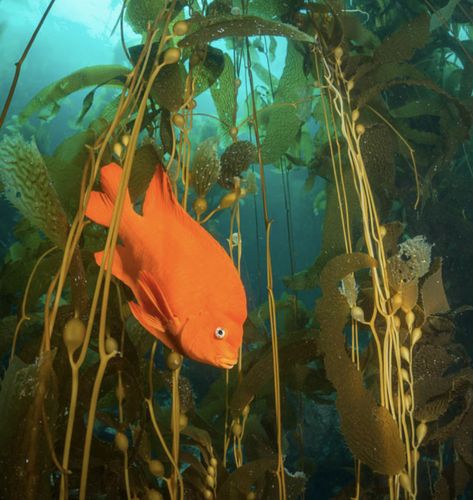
[214,327,226,339]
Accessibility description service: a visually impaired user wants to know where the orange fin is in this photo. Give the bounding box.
[86,191,114,228]
[137,270,176,327]
[128,301,180,351]
[143,165,175,217]
[85,162,140,241]
[94,245,139,294]
[142,163,216,246]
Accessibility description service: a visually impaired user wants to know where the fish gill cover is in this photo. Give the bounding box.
[0,0,472,499]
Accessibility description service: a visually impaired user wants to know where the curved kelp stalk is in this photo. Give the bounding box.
[244,36,286,498]
[48,5,184,500]
[0,0,57,128]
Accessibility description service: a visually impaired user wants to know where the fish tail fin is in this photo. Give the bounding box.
[85,162,140,241]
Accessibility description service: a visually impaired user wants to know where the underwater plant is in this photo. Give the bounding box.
[0,1,473,499]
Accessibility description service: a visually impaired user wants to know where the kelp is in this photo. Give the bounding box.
[285,177,359,291]
[260,42,312,165]
[210,53,236,135]
[45,129,96,217]
[151,62,186,112]
[218,140,257,189]
[190,45,226,96]
[316,253,405,475]
[430,0,462,31]
[190,137,220,197]
[0,134,69,247]
[45,94,129,216]
[230,333,319,416]
[0,353,58,500]
[359,123,397,215]
[248,0,293,20]
[347,11,471,189]
[19,65,129,123]
[372,13,430,66]
[129,42,224,108]
[420,258,450,317]
[217,458,277,497]
[178,15,314,48]
[128,142,162,202]
[125,0,182,35]
[1,2,473,498]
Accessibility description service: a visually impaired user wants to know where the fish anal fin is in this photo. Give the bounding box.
[128,301,180,351]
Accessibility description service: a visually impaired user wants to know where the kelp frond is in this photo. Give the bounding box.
[0,134,69,247]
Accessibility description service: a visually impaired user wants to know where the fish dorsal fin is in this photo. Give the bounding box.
[141,164,221,243]
[142,165,177,218]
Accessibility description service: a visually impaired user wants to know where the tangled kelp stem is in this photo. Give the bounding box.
[10,246,57,361]
[245,37,286,498]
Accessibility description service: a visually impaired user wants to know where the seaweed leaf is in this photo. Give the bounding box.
[0,353,58,500]
[129,143,162,202]
[316,253,406,475]
[210,53,236,135]
[76,87,96,124]
[373,13,430,65]
[19,65,129,123]
[0,135,69,248]
[129,43,187,111]
[421,259,450,317]
[260,42,312,164]
[248,0,293,20]
[190,45,226,96]
[45,129,96,216]
[178,15,314,47]
[217,458,277,497]
[150,62,186,111]
[230,333,318,416]
[125,0,168,34]
[430,0,461,31]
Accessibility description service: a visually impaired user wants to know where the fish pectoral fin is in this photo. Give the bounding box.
[136,272,185,339]
[137,270,175,325]
[128,301,180,351]
[166,315,189,337]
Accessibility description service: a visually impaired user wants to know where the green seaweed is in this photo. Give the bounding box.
[210,53,236,135]
[260,42,312,165]
[178,15,314,48]
[0,135,69,247]
[19,65,129,123]
[190,45,226,96]
[316,253,406,475]
[230,333,319,417]
[0,353,58,500]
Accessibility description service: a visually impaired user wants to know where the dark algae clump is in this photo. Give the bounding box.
[0,0,473,499]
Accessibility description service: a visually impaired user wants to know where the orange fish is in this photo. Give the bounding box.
[86,162,247,369]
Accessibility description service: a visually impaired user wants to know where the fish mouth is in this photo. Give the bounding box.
[217,356,238,369]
